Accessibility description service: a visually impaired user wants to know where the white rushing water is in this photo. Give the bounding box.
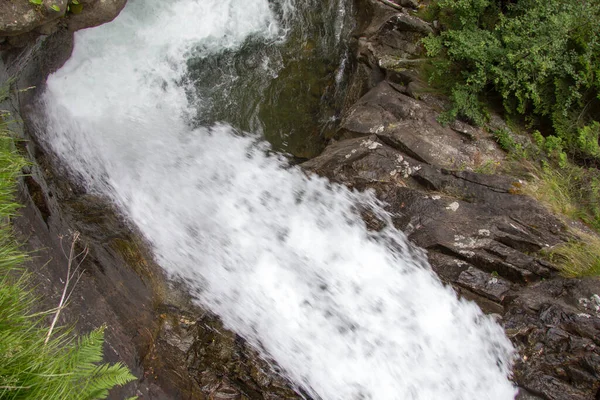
[40,0,517,398]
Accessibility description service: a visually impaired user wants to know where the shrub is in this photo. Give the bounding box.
[423,0,600,159]
[575,122,600,162]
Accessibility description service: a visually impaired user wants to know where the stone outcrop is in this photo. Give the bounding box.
[305,1,600,399]
[0,0,126,48]
[0,0,69,36]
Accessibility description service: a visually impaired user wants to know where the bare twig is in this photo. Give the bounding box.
[44,232,88,345]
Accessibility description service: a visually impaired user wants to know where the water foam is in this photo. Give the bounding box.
[40,0,517,398]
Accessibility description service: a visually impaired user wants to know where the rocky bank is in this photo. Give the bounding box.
[1,0,599,399]
[305,1,600,399]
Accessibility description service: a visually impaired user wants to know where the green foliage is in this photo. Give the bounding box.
[424,0,600,276]
[423,35,443,58]
[0,102,135,399]
[67,0,84,15]
[473,159,500,174]
[416,2,440,23]
[492,128,526,158]
[575,122,600,160]
[436,0,492,27]
[28,0,71,13]
[493,128,517,152]
[529,133,569,168]
[424,0,600,158]
[532,130,544,148]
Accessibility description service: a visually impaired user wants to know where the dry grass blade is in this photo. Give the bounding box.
[546,232,600,277]
[45,231,88,345]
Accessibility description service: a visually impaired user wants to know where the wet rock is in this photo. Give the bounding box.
[5,2,599,400]
[517,388,546,400]
[305,126,598,399]
[352,2,433,94]
[386,13,433,35]
[505,279,600,400]
[450,120,480,140]
[456,267,512,303]
[188,313,303,400]
[305,102,599,400]
[355,0,401,37]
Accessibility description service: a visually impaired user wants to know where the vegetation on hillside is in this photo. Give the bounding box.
[421,0,600,275]
[0,103,135,398]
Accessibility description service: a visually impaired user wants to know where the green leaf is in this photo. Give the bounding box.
[69,2,84,14]
[71,0,80,3]
[50,4,61,11]
[29,0,43,5]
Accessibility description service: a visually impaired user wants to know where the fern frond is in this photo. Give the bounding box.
[79,362,136,400]
[67,327,106,375]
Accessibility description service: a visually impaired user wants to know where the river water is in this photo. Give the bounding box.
[40,0,517,398]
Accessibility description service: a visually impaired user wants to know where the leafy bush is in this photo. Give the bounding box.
[423,0,600,160]
[575,122,600,162]
[0,109,135,399]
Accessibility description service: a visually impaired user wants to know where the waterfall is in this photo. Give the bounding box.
[40,0,517,398]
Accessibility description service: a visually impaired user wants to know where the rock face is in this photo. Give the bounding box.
[305,1,600,399]
[506,280,600,400]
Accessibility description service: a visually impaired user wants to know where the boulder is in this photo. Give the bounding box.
[338,81,504,169]
[0,0,127,50]
[66,0,127,31]
[0,0,68,37]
